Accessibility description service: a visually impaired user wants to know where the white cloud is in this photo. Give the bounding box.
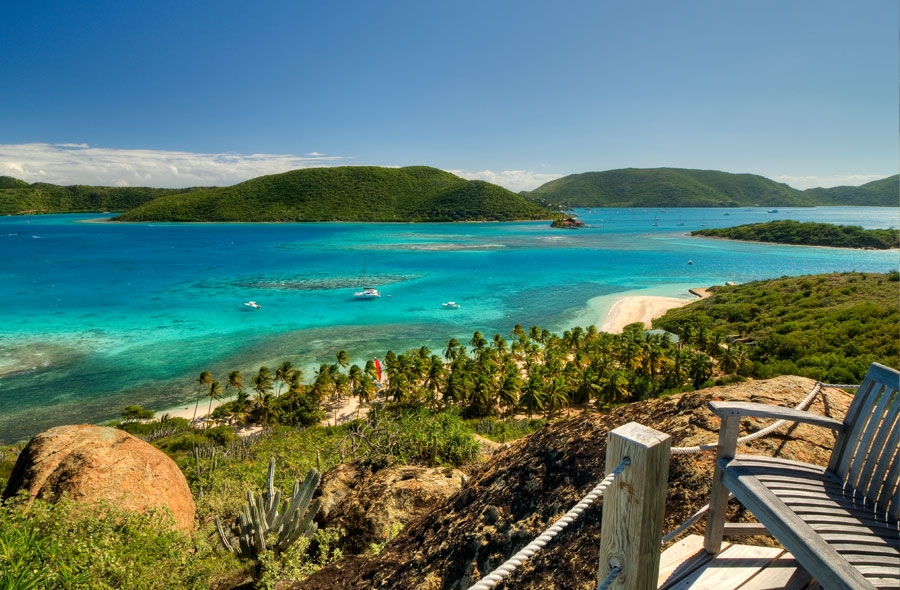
[0,143,347,188]
[0,143,566,193]
[772,173,892,190]
[448,169,564,193]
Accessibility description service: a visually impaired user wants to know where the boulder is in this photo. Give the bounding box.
[2,424,195,531]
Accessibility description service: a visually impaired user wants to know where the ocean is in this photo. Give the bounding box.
[0,206,896,443]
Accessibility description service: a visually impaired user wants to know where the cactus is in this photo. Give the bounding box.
[216,458,321,560]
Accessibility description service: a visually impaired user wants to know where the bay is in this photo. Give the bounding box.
[0,206,896,443]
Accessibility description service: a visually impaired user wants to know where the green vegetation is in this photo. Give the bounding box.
[2,270,897,587]
[0,177,188,215]
[806,175,900,207]
[523,168,898,208]
[693,220,899,249]
[216,459,321,578]
[0,493,231,589]
[113,166,549,222]
[653,271,900,383]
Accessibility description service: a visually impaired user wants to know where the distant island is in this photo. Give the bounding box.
[1,167,549,222]
[522,168,898,209]
[112,166,549,222]
[2,166,896,220]
[692,220,899,250]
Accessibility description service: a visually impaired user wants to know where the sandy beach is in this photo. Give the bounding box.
[600,288,712,334]
[154,287,715,428]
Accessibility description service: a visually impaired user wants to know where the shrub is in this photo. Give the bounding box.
[0,493,230,589]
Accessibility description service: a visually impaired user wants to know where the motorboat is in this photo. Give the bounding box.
[243,301,261,309]
[442,301,460,309]
[354,287,381,299]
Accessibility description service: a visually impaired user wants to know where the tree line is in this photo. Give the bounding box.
[192,321,741,431]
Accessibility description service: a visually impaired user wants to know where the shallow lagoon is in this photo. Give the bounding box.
[0,207,896,443]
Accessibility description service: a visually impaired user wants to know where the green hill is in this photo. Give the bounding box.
[693,220,899,249]
[653,271,900,383]
[0,179,188,215]
[805,175,899,207]
[523,168,897,208]
[113,166,549,222]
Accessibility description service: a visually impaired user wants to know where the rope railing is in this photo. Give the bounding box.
[662,381,859,543]
[596,561,623,590]
[466,457,631,590]
[669,381,857,455]
[466,381,860,589]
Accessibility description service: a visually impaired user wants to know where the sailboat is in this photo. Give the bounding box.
[353,258,380,299]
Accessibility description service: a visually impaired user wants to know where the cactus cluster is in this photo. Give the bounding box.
[216,458,321,559]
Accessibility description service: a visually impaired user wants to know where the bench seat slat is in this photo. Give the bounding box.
[723,455,899,589]
[706,364,900,590]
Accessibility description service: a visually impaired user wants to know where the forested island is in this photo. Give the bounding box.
[3,166,895,220]
[0,175,184,215]
[692,220,899,249]
[523,168,898,208]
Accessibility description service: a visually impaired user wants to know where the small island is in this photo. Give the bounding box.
[550,214,585,229]
[692,220,899,250]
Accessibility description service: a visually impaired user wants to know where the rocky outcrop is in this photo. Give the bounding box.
[292,376,852,590]
[2,424,195,532]
[317,462,467,554]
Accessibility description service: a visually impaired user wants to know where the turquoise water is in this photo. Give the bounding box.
[1,207,897,443]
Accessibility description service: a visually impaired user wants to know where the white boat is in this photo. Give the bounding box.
[353,258,380,299]
[243,301,261,309]
[442,301,460,309]
[354,287,381,299]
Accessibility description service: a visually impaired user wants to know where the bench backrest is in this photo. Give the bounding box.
[828,362,900,520]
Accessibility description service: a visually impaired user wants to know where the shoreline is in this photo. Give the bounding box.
[599,287,712,334]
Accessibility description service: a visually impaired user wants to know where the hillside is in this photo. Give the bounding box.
[693,220,900,249]
[523,168,897,208]
[113,166,549,222]
[806,174,899,207]
[0,177,187,215]
[294,376,852,589]
[653,271,899,383]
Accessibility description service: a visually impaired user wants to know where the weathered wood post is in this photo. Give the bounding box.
[598,422,671,590]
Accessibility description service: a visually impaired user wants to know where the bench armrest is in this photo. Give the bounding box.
[708,401,843,432]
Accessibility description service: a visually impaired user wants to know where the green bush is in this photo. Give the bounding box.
[0,493,232,589]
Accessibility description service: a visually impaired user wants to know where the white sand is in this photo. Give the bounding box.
[600,287,712,334]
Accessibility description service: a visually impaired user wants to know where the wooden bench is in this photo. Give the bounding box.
[704,362,900,589]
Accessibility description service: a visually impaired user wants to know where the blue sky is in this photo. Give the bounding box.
[1,1,896,192]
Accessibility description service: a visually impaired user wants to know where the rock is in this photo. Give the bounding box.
[2,424,195,531]
[317,463,466,554]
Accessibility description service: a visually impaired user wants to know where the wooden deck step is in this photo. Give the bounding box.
[659,536,815,590]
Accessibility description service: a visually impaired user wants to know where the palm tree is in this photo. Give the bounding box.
[253,366,274,402]
[519,373,546,418]
[498,362,522,417]
[274,361,295,397]
[192,370,213,424]
[598,369,630,407]
[690,353,714,389]
[443,338,463,362]
[229,390,252,426]
[470,331,488,361]
[205,380,224,428]
[336,350,349,369]
[226,370,244,401]
[311,363,334,403]
[544,375,570,418]
[423,355,446,410]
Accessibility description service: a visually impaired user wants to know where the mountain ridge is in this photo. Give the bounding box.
[523,168,897,208]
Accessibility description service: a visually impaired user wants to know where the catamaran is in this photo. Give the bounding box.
[353,258,381,298]
[354,286,381,299]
